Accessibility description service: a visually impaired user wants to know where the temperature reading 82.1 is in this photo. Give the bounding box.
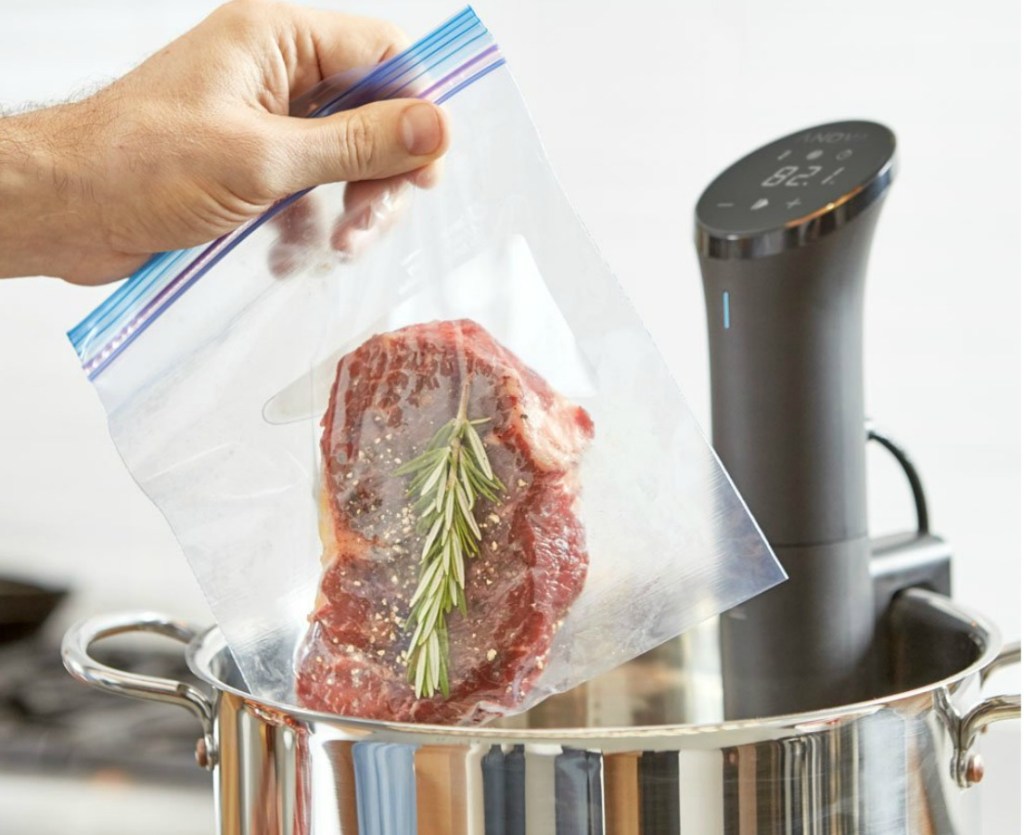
[761,165,844,188]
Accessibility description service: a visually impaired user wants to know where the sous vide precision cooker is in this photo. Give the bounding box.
[694,119,1000,724]
[696,119,899,717]
[62,120,1019,834]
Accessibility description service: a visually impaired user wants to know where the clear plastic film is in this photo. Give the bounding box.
[69,8,784,723]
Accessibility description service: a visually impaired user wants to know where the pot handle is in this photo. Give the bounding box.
[954,639,1020,788]
[62,611,217,769]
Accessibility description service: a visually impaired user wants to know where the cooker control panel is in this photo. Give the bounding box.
[695,120,896,257]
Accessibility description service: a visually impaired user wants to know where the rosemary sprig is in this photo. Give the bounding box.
[395,379,503,699]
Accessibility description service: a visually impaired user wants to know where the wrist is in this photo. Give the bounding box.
[0,104,96,279]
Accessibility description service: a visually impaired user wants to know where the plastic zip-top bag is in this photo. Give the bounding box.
[69,8,784,723]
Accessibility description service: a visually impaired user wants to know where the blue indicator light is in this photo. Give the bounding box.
[723,291,731,329]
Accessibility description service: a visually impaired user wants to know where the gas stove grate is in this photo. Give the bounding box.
[0,640,209,785]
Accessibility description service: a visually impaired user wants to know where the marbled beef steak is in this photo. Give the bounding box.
[296,320,592,724]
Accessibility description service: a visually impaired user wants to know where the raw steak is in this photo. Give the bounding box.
[295,319,592,724]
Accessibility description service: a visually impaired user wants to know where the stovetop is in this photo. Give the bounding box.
[0,638,207,785]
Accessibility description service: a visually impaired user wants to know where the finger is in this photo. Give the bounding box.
[330,161,441,258]
[271,194,318,245]
[341,162,441,217]
[331,199,406,262]
[264,99,448,194]
[331,176,410,258]
[280,6,410,96]
[409,160,443,190]
[342,174,408,220]
[267,194,323,277]
[331,179,428,261]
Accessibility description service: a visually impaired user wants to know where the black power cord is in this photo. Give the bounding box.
[866,421,930,535]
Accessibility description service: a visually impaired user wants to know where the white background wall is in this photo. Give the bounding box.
[0,0,1019,829]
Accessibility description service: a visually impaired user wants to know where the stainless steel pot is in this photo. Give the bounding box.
[63,589,1019,835]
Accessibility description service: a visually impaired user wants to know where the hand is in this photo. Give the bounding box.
[0,0,449,284]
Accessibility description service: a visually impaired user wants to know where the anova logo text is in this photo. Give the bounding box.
[800,130,869,144]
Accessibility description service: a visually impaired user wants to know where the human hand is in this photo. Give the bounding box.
[0,0,448,284]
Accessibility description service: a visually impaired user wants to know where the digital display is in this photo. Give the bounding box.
[696,121,895,239]
[759,165,840,188]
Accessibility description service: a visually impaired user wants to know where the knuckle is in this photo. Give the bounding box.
[339,113,378,177]
[222,0,268,13]
[377,22,410,57]
[214,0,270,33]
[229,128,282,198]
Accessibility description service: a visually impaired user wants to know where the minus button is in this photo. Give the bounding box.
[716,202,735,208]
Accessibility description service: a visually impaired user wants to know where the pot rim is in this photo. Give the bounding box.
[185,589,1001,739]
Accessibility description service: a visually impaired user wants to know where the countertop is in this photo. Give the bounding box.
[0,772,213,835]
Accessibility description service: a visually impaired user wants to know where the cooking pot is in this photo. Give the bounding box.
[63,588,1018,834]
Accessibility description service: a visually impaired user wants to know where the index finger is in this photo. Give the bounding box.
[278,5,410,98]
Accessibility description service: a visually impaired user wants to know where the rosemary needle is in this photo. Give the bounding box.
[395,378,504,698]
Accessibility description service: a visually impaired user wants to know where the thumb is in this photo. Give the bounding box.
[267,100,448,194]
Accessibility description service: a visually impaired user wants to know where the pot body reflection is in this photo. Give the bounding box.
[212,674,977,834]
[63,590,1020,835]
